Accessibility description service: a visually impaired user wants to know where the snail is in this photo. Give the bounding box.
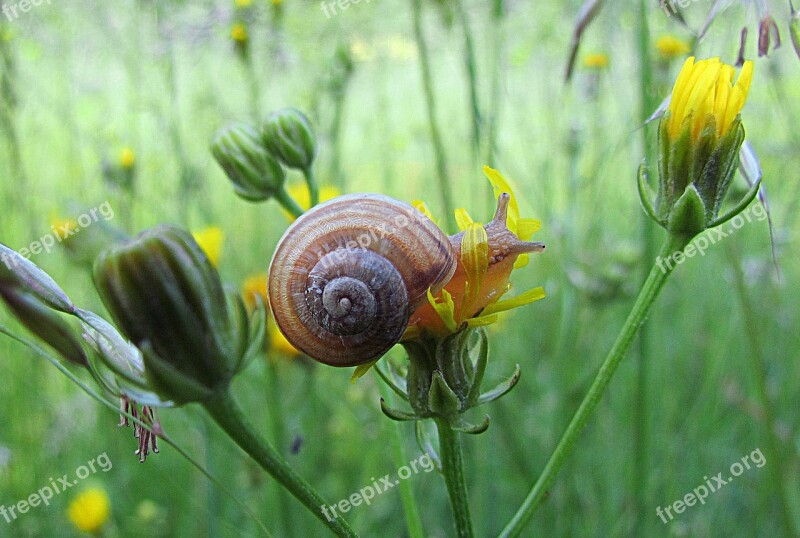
[268,194,457,366]
[268,192,545,366]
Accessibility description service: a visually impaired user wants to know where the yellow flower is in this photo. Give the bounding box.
[271,0,283,5]
[582,53,609,70]
[655,35,690,60]
[282,184,341,221]
[405,167,546,339]
[235,0,252,7]
[192,227,224,267]
[230,23,248,43]
[50,216,78,240]
[242,273,301,357]
[67,488,110,533]
[119,147,135,169]
[349,39,376,62]
[385,35,417,61]
[666,57,753,141]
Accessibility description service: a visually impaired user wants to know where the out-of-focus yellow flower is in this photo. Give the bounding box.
[231,23,248,43]
[655,35,690,60]
[350,39,375,62]
[235,0,252,7]
[119,147,135,169]
[67,488,110,534]
[405,167,545,339]
[50,216,78,241]
[242,273,268,310]
[242,273,301,357]
[282,184,341,221]
[192,227,224,267]
[271,0,283,5]
[582,53,609,70]
[385,35,417,61]
[666,56,753,141]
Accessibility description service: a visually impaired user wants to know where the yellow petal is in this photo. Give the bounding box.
[513,254,529,270]
[427,288,459,333]
[192,227,224,267]
[454,208,474,231]
[351,360,379,382]
[516,218,541,241]
[483,165,521,235]
[461,222,489,311]
[481,286,546,316]
[412,200,436,222]
[465,314,499,328]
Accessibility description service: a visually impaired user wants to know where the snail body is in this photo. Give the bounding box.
[268,194,457,366]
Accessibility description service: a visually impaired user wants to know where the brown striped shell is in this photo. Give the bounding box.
[268,194,457,366]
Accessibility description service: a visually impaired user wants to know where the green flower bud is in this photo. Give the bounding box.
[211,122,286,202]
[0,285,87,367]
[261,108,317,171]
[93,225,248,404]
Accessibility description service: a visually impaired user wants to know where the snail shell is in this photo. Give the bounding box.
[268,193,457,366]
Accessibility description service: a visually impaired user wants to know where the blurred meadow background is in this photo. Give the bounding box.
[0,0,798,536]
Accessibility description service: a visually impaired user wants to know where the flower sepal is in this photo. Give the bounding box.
[666,184,706,238]
[378,328,518,433]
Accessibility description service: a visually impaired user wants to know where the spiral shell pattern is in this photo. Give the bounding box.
[268,193,457,366]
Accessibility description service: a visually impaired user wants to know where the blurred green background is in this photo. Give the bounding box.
[0,0,797,536]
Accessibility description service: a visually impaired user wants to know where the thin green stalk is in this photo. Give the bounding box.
[304,167,320,207]
[243,53,262,120]
[454,0,482,158]
[499,232,691,538]
[484,0,505,168]
[435,418,474,538]
[378,382,425,538]
[725,244,797,537]
[264,358,292,537]
[411,0,456,232]
[275,187,305,219]
[329,90,348,192]
[202,390,358,538]
[634,1,658,534]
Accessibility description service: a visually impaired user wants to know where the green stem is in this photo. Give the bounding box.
[411,0,456,232]
[244,53,262,120]
[725,244,798,537]
[329,86,348,192]
[264,359,292,538]
[454,0,482,158]
[484,0,505,168]
[379,383,425,538]
[435,418,474,538]
[499,233,690,538]
[275,187,305,219]
[202,390,358,538]
[304,166,319,207]
[634,1,657,534]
